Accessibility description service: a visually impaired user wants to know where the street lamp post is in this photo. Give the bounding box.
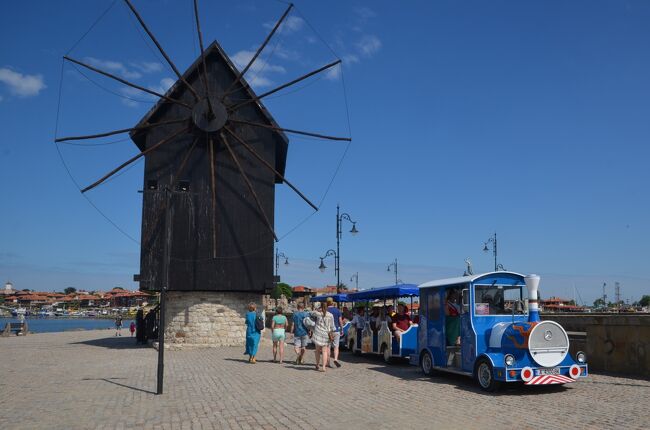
[350,272,359,290]
[318,249,338,291]
[387,258,398,285]
[483,232,501,271]
[334,205,359,293]
[274,249,289,281]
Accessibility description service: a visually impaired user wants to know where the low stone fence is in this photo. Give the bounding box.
[542,313,650,377]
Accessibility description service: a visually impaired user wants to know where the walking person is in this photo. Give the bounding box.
[135,307,145,344]
[245,302,262,363]
[114,315,123,336]
[129,321,136,337]
[310,302,335,372]
[271,307,288,363]
[291,302,309,365]
[326,297,343,368]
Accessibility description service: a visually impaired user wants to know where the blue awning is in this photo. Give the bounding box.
[347,284,419,301]
[310,293,349,303]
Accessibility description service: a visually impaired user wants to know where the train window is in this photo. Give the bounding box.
[427,289,441,321]
[474,284,525,315]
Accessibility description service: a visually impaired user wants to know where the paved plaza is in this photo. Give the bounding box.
[1,330,648,429]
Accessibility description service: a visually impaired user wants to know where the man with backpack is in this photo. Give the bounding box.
[291,302,309,364]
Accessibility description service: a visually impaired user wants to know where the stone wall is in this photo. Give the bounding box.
[542,313,650,377]
[163,291,261,348]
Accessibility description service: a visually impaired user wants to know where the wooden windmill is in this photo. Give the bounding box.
[55,1,350,294]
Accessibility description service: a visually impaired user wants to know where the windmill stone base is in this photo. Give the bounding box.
[162,291,261,348]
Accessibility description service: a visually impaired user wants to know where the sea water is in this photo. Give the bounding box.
[0,317,135,333]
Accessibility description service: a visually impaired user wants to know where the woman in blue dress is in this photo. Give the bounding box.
[245,302,261,363]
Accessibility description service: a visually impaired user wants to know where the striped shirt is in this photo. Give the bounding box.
[310,311,335,347]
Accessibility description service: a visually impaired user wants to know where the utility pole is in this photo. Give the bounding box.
[157,186,173,395]
[615,282,621,311]
[387,259,398,285]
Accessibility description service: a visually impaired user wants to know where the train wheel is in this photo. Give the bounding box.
[476,358,500,392]
[381,344,392,364]
[420,350,435,376]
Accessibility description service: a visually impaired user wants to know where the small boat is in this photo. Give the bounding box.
[11,308,27,317]
[86,311,97,317]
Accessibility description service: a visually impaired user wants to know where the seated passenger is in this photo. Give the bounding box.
[351,307,365,332]
[390,304,412,340]
[445,289,461,346]
[386,305,396,323]
[369,307,381,332]
[341,306,352,323]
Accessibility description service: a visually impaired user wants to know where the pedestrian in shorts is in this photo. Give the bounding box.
[326,297,343,368]
[291,302,309,364]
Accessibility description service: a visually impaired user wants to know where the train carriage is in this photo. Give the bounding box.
[413,271,588,391]
[346,285,419,363]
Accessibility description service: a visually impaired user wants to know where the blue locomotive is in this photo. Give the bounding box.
[412,271,588,390]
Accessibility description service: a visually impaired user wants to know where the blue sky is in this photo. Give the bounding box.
[1,0,649,305]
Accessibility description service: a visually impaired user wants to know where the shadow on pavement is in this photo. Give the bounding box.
[82,377,156,395]
[343,351,570,396]
[70,336,146,349]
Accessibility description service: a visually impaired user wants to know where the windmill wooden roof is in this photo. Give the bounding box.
[130,40,289,180]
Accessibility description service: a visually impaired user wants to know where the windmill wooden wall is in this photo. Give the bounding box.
[132,42,288,293]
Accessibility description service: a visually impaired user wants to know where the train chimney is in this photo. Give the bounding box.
[525,274,541,322]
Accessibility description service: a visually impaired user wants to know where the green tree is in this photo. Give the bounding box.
[271,282,292,300]
[64,287,77,295]
[639,295,650,307]
[338,282,348,291]
[593,298,605,308]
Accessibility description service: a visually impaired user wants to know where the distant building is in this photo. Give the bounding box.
[540,296,585,313]
[1,281,16,296]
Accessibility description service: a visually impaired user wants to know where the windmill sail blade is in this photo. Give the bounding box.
[208,136,218,258]
[192,0,215,116]
[123,0,200,101]
[224,126,318,211]
[81,126,188,193]
[222,3,294,98]
[229,60,341,111]
[220,132,278,241]
[228,119,351,142]
[55,118,189,142]
[64,56,192,109]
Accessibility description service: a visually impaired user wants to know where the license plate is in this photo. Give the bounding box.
[538,368,560,375]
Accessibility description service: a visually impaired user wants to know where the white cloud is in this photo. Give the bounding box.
[343,54,360,65]
[84,57,142,80]
[84,58,164,80]
[231,50,286,88]
[130,61,163,74]
[356,35,382,57]
[264,15,304,34]
[355,6,377,21]
[118,77,176,107]
[0,68,46,97]
[150,77,175,94]
[325,63,341,81]
[232,50,286,74]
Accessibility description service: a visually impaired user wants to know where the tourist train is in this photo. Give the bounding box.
[341,272,589,391]
[346,285,420,362]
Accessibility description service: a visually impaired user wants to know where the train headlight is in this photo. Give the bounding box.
[504,354,515,367]
[576,351,586,363]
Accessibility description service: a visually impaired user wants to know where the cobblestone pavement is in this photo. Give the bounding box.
[1,330,648,430]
